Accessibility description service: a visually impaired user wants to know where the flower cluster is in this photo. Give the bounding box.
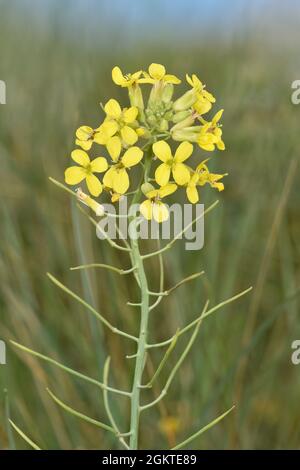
[65,63,227,222]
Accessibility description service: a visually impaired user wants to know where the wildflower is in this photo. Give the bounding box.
[140,183,177,223]
[197,160,226,191]
[97,99,140,154]
[103,146,143,195]
[64,149,108,197]
[76,188,104,216]
[197,109,225,151]
[185,160,226,203]
[140,63,181,85]
[112,66,143,87]
[186,73,216,115]
[75,126,95,150]
[153,141,193,186]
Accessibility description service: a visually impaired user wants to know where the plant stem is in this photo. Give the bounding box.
[129,233,149,449]
[129,146,152,449]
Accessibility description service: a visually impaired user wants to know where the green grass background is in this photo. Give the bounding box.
[0,0,299,449]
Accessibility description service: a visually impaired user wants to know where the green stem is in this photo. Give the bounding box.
[128,145,152,449]
[129,232,149,449]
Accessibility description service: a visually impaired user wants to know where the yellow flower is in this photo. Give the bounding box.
[153,141,193,186]
[112,66,143,87]
[197,110,225,151]
[140,183,177,223]
[103,146,143,195]
[140,63,181,85]
[186,73,215,115]
[64,149,108,197]
[185,160,226,203]
[96,99,140,157]
[75,125,114,151]
[75,126,95,150]
[197,159,226,191]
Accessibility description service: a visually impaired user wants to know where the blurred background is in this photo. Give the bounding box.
[0,0,299,450]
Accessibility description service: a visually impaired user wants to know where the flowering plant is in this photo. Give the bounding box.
[10,64,251,450]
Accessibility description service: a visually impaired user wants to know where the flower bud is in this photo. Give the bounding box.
[171,127,199,142]
[141,182,154,195]
[172,110,192,124]
[159,119,169,132]
[171,113,196,131]
[161,84,174,104]
[173,89,197,112]
[128,84,144,110]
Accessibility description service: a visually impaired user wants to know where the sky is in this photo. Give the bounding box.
[4,0,300,48]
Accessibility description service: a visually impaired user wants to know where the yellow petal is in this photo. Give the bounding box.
[194,98,212,115]
[213,109,224,124]
[152,140,172,162]
[214,182,224,191]
[120,125,138,145]
[90,157,108,173]
[174,141,193,163]
[101,120,119,137]
[149,63,166,80]
[111,192,122,203]
[198,142,215,151]
[203,89,216,103]
[186,74,194,87]
[187,185,199,204]
[155,163,171,186]
[164,74,181,84]
[104,99,122,119]
[140,199,153,220]
[112,168,129,194]
[65,166,86,185]
[123,107,138,123]
[71,149,90,167]
[112,66,125,86]
[86,174,102,197]
[121,146,143,168]
[153,202,169,223]
[107,136,122,161]
[146,189,159,199]
[138,75,155,85]
[103,167,115,188]
[172,163,190,185]
[136,127,146,136]
[217,139,225,151]
[75,139,93,151]
[93,131,108,145]
[158,183,177,198]
[76,126,93,140]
